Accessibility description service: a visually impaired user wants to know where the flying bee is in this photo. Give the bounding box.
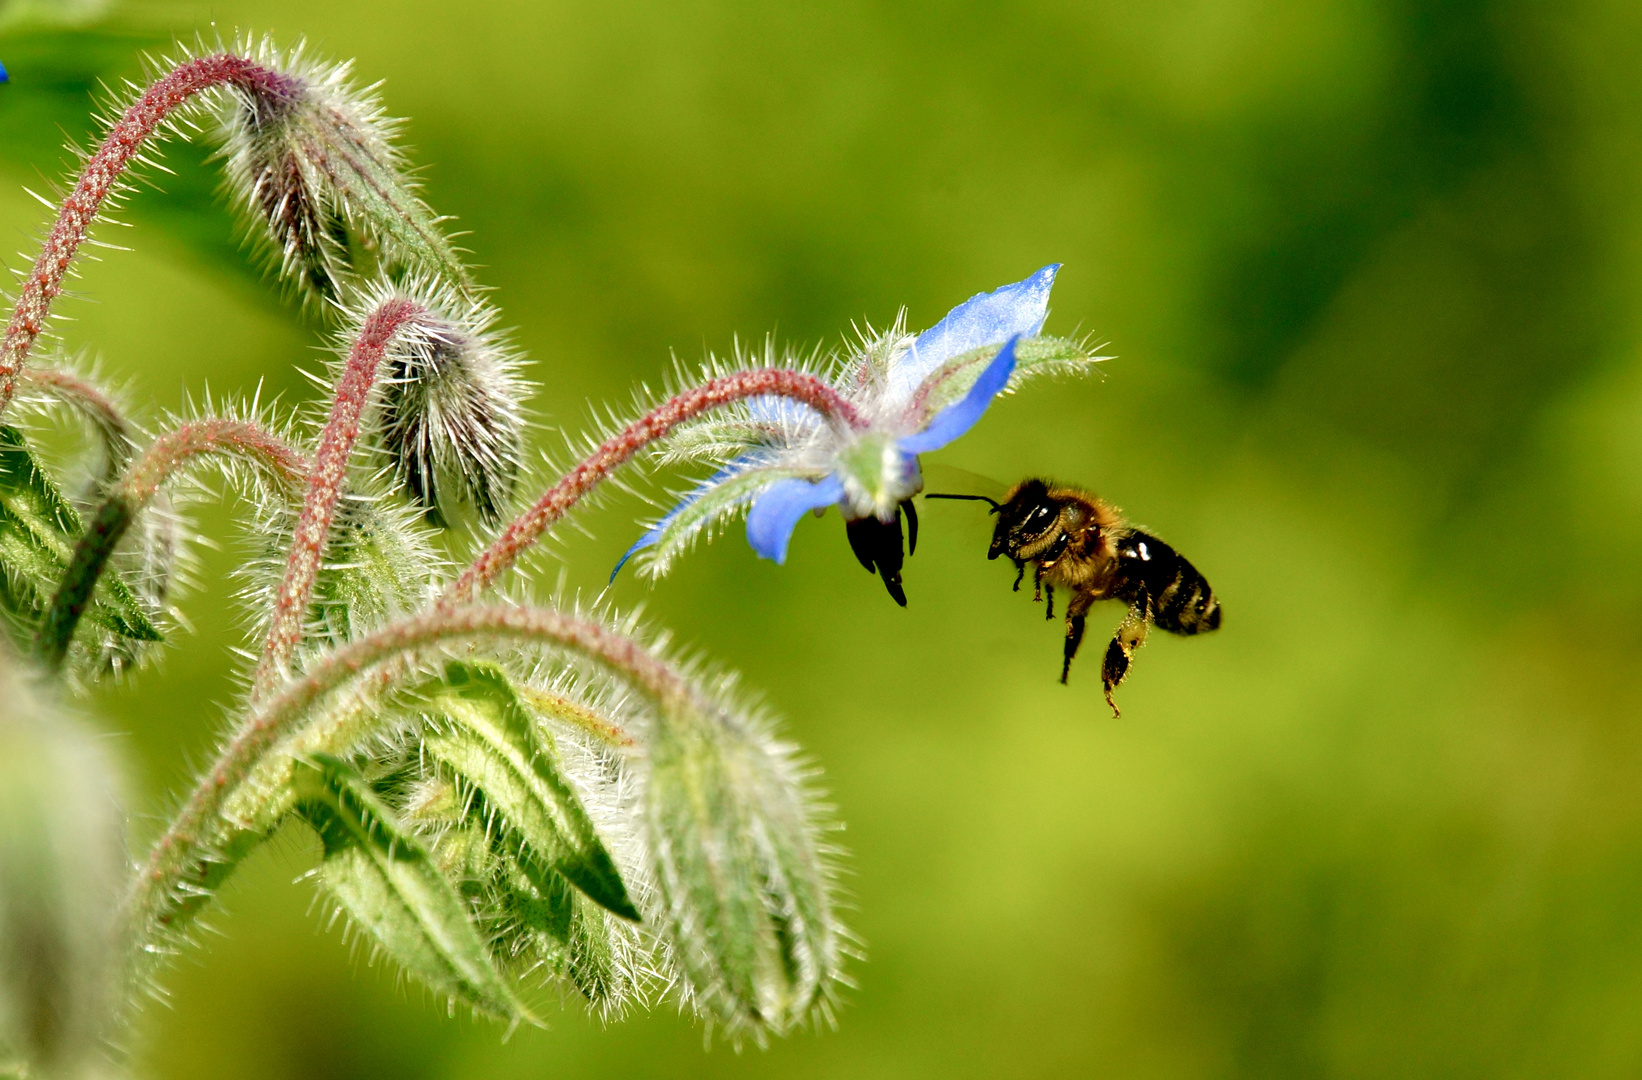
[927,479,1220,715]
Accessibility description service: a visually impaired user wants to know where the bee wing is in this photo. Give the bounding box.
[919,462,1008,504]
[918,464,1009,547]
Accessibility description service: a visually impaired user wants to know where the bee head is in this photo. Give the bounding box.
[988,478,1060,560]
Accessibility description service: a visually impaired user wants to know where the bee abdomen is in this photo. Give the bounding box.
[1120,530,1220,636]
[1152,560,1219,635]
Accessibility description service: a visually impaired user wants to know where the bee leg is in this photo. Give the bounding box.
[1101,602,1151,718]
[1033,563,1045,603]
[1012,560,1027,592]
[1045,583,1055,620]
[1060,592,1095,685]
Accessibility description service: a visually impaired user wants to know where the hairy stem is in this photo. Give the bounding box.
[252,297,422,697]
[128,604,689,953]
[18,367,135,472]
[448,369,864,601]
[35,419,308,670]
[0,54,297,416]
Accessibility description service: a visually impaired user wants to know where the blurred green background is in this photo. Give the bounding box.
[6,0,1642,1075]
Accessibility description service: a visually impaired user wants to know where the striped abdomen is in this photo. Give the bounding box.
[1114,530,1221,635]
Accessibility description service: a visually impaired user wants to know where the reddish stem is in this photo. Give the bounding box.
[119,418,309,503]
[36,419,310,670]
[0,54,297,416]
[446,369,864,602]
[253,298,422,695]
[19,367,133,451]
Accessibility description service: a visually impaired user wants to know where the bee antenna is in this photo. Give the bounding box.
[925,493,1002,512]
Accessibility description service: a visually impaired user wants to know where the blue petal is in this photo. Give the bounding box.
[609,462,741,583]
[890,264,1058,398]
[899,335,1019,454]
[0,61,9,84]
[745,475,846,564]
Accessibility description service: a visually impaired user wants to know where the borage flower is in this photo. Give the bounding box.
[618,264,1104,604]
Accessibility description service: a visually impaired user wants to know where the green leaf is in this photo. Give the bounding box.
[291,754,531,1022]
[0,426,160,646]
[422,662,640,922]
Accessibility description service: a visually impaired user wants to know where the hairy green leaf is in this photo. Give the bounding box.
[292,755,530,1021]
[0,426,159,648]
[422,662,639,922]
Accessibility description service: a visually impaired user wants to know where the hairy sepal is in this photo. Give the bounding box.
[291,754,532,1022]
[913,336,1106,419]
[637,466,809,579]
[644,702,843,1038]
[0,427,160,660]
[418,661,638,921]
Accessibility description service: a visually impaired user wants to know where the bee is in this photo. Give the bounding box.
[927,478,1220,715]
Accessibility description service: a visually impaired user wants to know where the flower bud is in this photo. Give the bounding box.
[215,39,470,300]
[641,691,846,1040]
[364,283,526,525]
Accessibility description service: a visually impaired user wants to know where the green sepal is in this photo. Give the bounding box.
[0,426,160,646]
[421,662,640,922]
[291,754,532,1022]
[636,466,809,579]
[307,496,434,645]
[499,862,627,1006]
[916,335,1102,417]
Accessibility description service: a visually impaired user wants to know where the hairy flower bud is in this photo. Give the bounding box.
[365,282,525,525]
[0,650,125,1078]
[215,38,471,300]
[640,688,847,1040]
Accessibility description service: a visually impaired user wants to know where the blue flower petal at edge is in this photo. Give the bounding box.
[898,336,1019,455]
[746,475,846,564]
[609,462,742,583]
[889,263,1058,399]
[0,61,9,83]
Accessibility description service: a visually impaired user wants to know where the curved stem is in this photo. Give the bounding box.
[0,54,296,416]
[252,297,422,697]
[128,604,689,950]
[18,367,135,472]
[447,369,864,602]
[35,419,308,670]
